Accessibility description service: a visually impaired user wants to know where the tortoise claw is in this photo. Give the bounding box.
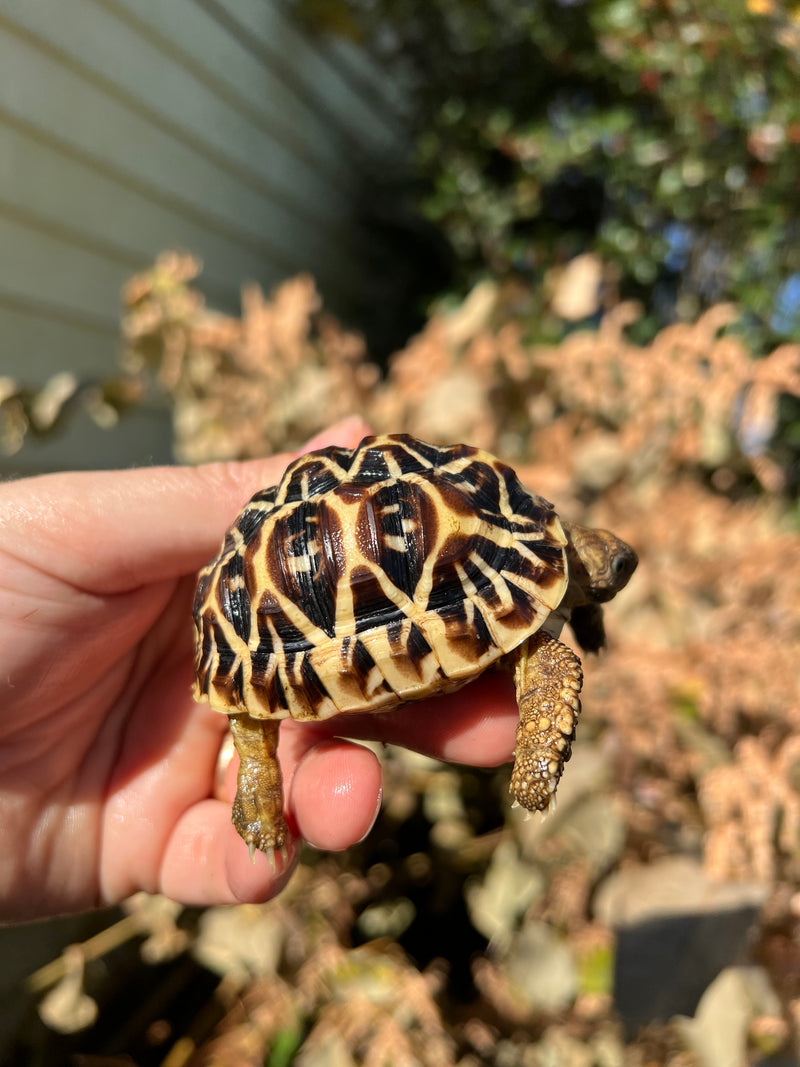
[242,830,290,871]
[262,844,290,873]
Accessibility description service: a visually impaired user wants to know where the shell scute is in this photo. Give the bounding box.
[255,588,315,654]
[351,446,392,484]
[380,435,441,473]
[219,559,250,644]
[350,564,406,634]
[193,435,569,721]
[426,531,497,612]
[235,504,271,546]
[503,580,545,630]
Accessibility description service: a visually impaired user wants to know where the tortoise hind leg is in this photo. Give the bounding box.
[509,631,583,812]
[228,714,289,862]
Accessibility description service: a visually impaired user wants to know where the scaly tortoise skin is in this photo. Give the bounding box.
[193,434,637,861]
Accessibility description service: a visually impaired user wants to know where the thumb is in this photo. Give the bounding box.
[0,417,372,594]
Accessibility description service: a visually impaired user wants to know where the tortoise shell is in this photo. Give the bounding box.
[193,434,569,721]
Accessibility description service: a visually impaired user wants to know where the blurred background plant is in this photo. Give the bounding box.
[8,254,798,1067]
[297,0,800,354]
[121,252,799,495]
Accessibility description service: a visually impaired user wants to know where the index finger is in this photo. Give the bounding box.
[280,672,520,770]
[0,417,371,594]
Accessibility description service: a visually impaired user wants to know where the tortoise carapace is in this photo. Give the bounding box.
[192,434,637,860]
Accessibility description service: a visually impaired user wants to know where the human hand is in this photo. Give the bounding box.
[0,418,519,920]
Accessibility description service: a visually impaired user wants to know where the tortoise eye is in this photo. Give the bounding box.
[611,553,634,578]
[609,545,638,585]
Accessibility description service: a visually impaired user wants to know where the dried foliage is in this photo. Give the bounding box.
[122,254,800,495]
[0,371,136,457]
[16,256,800,1066]
[122,253,379,464]
[187,868,456,1067]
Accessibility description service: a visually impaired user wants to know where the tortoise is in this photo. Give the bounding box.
[193,434,637,861]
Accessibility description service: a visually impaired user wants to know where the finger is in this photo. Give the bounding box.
[290,739,383,850]
[198,738,381,904]
[219,727,383,855]
[311,673,520,769]
[157,797,297,907]
[181,674,513,904]
[0,416,372,593]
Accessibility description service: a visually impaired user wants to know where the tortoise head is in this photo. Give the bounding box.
[562,521,638,605]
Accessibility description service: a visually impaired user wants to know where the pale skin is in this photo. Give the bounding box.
[0,418,525,922]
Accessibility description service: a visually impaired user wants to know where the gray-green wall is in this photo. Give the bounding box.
[0,0,407,474]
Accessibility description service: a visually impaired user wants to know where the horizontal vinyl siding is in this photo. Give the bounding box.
[0,214,130,330]
[0,403,175,476]
[0,0,407,474]
[0,301,119,380]
[0,122,264,312]
[0,18,359,300]
[107,0,405,171]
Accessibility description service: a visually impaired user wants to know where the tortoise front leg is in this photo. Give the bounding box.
[569,602,606,654]
[509,631,583,812]
[228,713,289,862]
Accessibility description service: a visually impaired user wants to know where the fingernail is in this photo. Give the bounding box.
[355,786,383,844]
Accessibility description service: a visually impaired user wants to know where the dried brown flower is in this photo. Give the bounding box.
[122,254,378,463]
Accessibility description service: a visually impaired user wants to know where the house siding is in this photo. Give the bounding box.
[0,0,407,474]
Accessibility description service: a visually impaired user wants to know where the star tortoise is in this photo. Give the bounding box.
[192,434,637,860]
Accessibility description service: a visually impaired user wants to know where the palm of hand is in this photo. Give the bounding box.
[2,547,231,916]
[0,423,518,920]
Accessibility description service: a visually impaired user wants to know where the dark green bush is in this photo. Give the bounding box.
[303,0,800,349]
